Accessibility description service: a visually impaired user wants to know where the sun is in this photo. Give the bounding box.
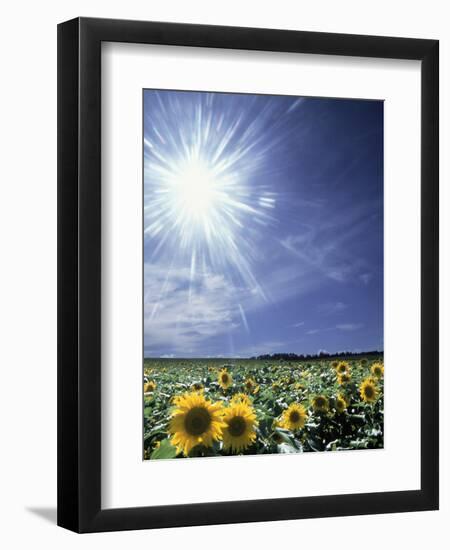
[143,92,278,294]
[170,156,220,222]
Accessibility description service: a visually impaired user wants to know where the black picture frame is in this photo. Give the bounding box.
[57,17,439,533]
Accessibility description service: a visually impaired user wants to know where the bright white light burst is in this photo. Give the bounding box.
[168,156,223,225]
[144,92,283,295]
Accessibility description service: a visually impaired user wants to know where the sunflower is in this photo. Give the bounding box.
[335,394,347,414]
[360,378,378,403]
[168,392,225,456]
[222,402,258,453]
[312,395,329,413]
[244,378,256,393]
[144,380,156,393]
[370,362,384,379]
[279,403,307,431]
[337,372,351,385]
[191,382,204,392]
[171,393,183,406]
[331,360,339,369]
[218,369,232,390]
[231,392,252,406]
[336,361,350,375]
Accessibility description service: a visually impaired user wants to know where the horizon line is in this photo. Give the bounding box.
[144,349,384,360]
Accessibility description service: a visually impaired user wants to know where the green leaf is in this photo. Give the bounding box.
[278,442,298,454]
[150,438,178,460]
[273,428,292,444]
[307,438,324,452]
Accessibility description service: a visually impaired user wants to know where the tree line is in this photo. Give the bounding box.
[250,350,383,361]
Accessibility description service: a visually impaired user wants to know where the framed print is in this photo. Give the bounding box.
[140,89,385,460]
[57,17,439,532]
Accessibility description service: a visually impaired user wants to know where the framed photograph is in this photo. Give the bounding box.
[57,17,439,533]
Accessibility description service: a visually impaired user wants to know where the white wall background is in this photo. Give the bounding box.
[0,0,447,547]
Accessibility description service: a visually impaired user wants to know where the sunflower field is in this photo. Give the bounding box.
[143,357,384,460]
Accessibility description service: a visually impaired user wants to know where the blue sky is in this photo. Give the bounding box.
[143,90,383,358]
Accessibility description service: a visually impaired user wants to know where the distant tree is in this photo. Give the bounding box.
[250,350,382,361]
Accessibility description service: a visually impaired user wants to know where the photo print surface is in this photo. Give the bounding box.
[143,90,384,460]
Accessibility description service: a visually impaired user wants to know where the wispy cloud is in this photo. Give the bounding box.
[317,302,348,316]
[336,323,364,331]
[306,327,333,335]
[144,263,241,355]
[279,199,379,285]
[143,257,322,356]
[306,323,363,336]
[360,273,373,285]
[235,260,323,316]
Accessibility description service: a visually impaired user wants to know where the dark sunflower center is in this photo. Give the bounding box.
[222,374,229,383]
[365,386,374,398]
[289,411,300,423]
[184,407,211,436]
[316,397,325,408]
[228,416,246,437]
